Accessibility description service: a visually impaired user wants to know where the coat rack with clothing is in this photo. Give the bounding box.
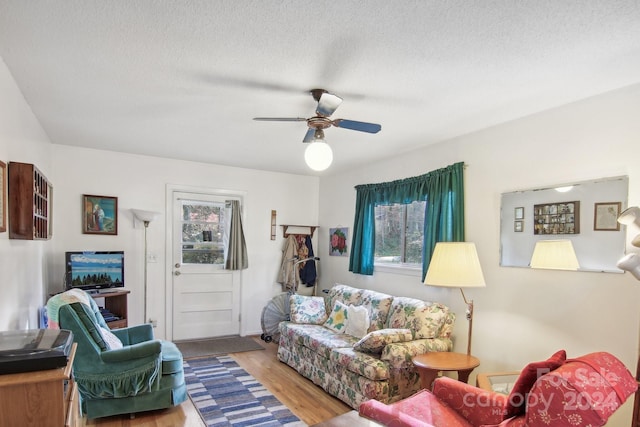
[281,224,317,238]
[277,226,319,296]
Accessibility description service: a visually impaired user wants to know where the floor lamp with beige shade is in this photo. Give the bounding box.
[424,242,486,356]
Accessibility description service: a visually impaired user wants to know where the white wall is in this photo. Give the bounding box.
[49,145,319,338]
[1,53,319,338]
[318,84,640,424]
[0,57,54,330]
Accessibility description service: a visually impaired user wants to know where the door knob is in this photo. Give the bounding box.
[174,271,181,276]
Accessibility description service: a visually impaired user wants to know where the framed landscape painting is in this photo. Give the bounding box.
[83,194,118,235]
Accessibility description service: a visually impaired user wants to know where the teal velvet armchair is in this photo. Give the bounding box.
[48,291,187,419]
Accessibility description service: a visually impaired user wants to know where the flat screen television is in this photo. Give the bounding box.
[65,251,125,292]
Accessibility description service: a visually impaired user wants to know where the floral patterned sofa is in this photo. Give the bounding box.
[277,283,455,409]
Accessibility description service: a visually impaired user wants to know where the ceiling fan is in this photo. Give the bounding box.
[253,88,382,143]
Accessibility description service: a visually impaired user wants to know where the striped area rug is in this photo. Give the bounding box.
[184,355,304,427]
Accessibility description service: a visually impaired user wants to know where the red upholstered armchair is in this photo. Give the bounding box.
[359,351,637,427]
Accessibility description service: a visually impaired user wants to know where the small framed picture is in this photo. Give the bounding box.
[514,207,524,220]
[83,194,118,235]
[594,202,621,231]
[329,227,348,256]
[514,221,523,232]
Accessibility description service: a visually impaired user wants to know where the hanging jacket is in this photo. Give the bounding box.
[277,235,299,290]
[299,235,317,286]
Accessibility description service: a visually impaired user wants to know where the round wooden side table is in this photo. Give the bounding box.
[413,352,480,389]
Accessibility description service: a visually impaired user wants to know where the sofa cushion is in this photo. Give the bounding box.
[354,328,413,354]
[289,295,328,325]
[505,349,567,417]
[304,327,360,359]
[381,339,453,369]
[327,284,364,314]
[386,297,449,339]
[360,289,394,332]
[439,312,456,339]
[279,322,359,358]
[331,347,390,381]
[324,300,350,333]
[345,305,370,338]
[279,322,324,347]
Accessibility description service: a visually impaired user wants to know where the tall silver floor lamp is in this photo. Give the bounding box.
[132,209,161,324]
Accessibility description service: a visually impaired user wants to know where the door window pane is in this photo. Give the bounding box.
[181,200,226,265]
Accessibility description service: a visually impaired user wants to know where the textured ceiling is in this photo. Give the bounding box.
[1,1,640,175]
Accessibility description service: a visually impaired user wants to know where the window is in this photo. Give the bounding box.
[374,201,426,267]
[349,162,464,277]
[181,200,226,265]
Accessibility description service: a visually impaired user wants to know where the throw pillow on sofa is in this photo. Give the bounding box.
[345,305,370,338]
[324,300,350,333]
[505,349,567,417]
[353,328,413,353]
[289,295,328,325]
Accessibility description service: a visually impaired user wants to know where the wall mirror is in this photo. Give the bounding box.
[500,176,628,272]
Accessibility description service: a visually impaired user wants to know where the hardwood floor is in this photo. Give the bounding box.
[79,336,352,426]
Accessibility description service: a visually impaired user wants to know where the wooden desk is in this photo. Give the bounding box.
[0,343,78,427]
[413,352,480,389]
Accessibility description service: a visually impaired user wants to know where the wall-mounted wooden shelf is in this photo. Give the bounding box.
[8,161,52,240]
[281,225,318,238]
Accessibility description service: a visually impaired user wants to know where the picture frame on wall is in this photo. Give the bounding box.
[514,207,524,220]
[0,161,6,233]
[514,221,523,232]
[82,194,118,235]
[329,227,348,256]
[594,202,621,231]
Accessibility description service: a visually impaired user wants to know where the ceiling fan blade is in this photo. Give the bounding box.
[195,73,308,95]
[316,92,343,117]
[253,117,307,122]
[332,119,381,134]
[302,128,316,143]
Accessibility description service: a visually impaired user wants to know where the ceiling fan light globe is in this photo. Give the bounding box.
[304,141,333,171]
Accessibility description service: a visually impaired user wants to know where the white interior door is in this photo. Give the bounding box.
[171,191,241,340]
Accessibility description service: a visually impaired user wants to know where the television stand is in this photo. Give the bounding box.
[90,289,129,329]
[96,288,119,294]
